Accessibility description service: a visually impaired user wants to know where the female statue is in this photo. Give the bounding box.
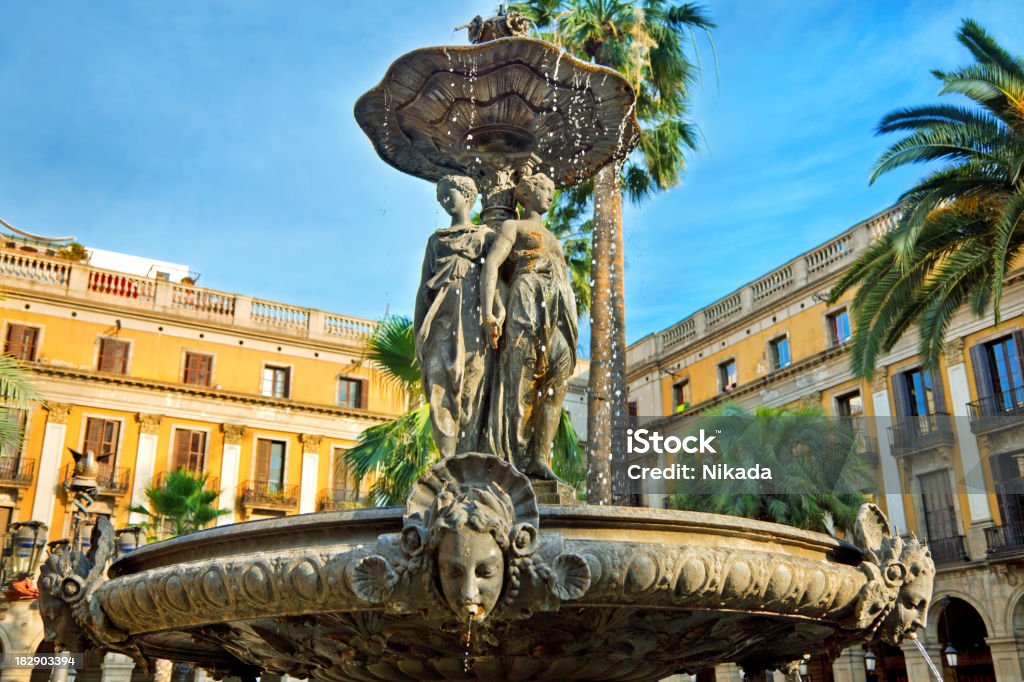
[415,174,498,457]
[480,173,578,480]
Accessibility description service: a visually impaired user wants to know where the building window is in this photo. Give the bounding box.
[672,379,691,412]
[1,410,27,459]
[918,470,964,563]
[97,338,130,374]
[172,429,207,475]
[261,365,291,399]
[971,334,1024,414]
[718,359,737,393]
[183,352,213,386]
[337,377,364,408]
[255,439,286,492]
[769,336,791,370]
[332,446,359,498]
[627,400,638,428]
[902,368,937,417]
[84,417,120,479]
[827,309,851,346]
[835,391,864,418]
[5,324,39,361]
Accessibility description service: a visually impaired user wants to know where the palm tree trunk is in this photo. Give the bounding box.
[586,164,621,505]
[609,181,629,506]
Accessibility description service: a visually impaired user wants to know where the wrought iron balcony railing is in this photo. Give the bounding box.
[967,386,1024,433]
[927,535,969,565]
[63,464,131,495]
[0,457,34,487]
[238,480,299,510]
[317,487,361,511]
[887,413,955,457]
[985,522,1024,555]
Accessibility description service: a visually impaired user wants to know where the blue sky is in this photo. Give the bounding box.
[1,1,1022,351]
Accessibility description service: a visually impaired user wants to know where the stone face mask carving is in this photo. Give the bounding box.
[429,486,512,621]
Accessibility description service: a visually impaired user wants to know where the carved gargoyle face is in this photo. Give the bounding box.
[38,554,84,651]
[893,557,933,639]
[438,527,504,622]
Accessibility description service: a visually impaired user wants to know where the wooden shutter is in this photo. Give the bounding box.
[919,470,957,540]
[930,367,948,414]
[970,343,993,399]
[359,379,368,409]
[172,430,190,470]
[890,371,912,420]
[1012,330,1024,389]
[98,339,128,373]
[255,439,271,482]
[190,431,206,473]
[5,325,37,361]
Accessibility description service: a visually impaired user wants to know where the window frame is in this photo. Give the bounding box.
[826,308,852,347]
[169,426,209,475]
[768,334,791,371]
[253,437,288,492]
[96,336,131,374]
[80,414,125,478]
[261,363,292,399]
[336,376,365,409]
[671,378,691,412]
[718,358,738,394]
[182,351,215,387]
[4,323,41,361]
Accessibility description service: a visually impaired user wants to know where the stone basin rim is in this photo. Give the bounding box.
[110,505,861,577]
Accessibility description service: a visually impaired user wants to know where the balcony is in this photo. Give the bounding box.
[152,470,221,494]
[927,535,969,565]
[887,413,955,458]
[967,386,1024,434]
[0,457,34,487]
[238,480,299,512]
[985,523,1024,556]
[63,464,131,496]
[0,245,376,347]
[317,487,361,511]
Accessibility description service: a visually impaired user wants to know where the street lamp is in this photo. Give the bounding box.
[1,521,48,587]
[798,659,809,679]
[864,650,877,672]
[114,526,146,557]
[944,643,958,669]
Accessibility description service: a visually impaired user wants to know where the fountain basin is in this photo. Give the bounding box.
[92,506,880,681]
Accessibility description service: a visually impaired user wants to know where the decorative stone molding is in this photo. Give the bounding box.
[802,391,823,407]
[221,424,246,445]
[299,434,323,452]
[870,368,889,394]
[943,338,965,366]
[45,403,73,424]
[135,414,163,435]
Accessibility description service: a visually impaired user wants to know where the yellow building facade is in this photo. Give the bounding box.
[628,205,1024,682]
[0,237,406,667]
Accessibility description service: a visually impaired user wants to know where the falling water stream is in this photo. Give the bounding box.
[461,617,474,673]
[911,637,944,682]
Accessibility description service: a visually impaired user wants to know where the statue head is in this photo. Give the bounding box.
[879,538,934,643]
[425,483,516,622]
[436,174,478,218]
[514,173,555,214]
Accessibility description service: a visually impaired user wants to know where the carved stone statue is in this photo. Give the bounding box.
[415,175,497,457]
[481,173,578,479]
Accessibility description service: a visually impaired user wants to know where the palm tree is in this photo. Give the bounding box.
[346,315,586,506]
[667,404,870,534]
[829,20,1024,377]
[512,0,715,504]
[0,353,39,453]
[128,469,231,540]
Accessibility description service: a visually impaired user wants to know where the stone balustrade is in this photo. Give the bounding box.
[0,247,376,345]
[656,205,900,355]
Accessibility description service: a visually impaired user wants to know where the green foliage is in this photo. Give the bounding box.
[829,19,1024,377]
[55,242,88,261]
[511,0,715,209]
[129,469,231,539]
[0,353,40,455]
[666,403,870,534]
[348,316,586,506]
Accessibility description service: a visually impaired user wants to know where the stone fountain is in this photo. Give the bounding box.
[39,11,934,681]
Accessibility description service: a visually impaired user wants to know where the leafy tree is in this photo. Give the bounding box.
[667,403,871,534]
[829,20,1024,377]
[347,315,586,506]
[0,353,39,454]
[512,0,715,504]
[129,469,231,540]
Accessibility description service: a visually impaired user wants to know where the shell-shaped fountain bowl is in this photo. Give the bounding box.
[354,37,641,188]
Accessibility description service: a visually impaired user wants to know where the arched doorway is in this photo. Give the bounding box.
[938,597,996,682]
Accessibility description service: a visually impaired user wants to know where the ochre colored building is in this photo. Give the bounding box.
[0,236,405,673]
[629,205,1024,682]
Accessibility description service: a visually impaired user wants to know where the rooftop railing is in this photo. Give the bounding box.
[0,246,376,346]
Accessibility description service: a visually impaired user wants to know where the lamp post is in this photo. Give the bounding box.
[0,520,48,591]
[864,649,877,674]
[944,644,958,681]
[114,526,146,557]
